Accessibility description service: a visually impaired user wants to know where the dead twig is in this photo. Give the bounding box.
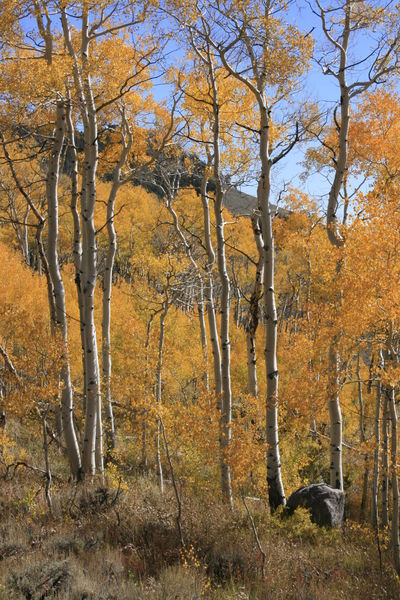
[242,495,266,580]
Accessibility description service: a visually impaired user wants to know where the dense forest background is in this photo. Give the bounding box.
[1,1,400,598]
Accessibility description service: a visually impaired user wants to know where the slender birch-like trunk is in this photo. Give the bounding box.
[328,342,343,490]
[213,180,233,505]
[388,385,400,574]
[200,170,222,397]
[381,393,390,527]
[209,65,233,506]
[259,106,286,510]
[214,33,286,511]
[196,277,209,391]
[245,214,264,398]
[42,417,54,516]
[46,100,81,479]
[155,299,169,494]
[102,116,132,459]
[357,353,369,520]
[65,97,86,405]
[141,314,154,470]
[371,357,382,529]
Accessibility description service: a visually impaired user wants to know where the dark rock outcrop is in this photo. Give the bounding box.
[286,483,345,528]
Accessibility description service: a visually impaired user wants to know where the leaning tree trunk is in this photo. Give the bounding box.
[46,100,81,479]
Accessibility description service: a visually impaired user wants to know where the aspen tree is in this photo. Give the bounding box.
[314,0,400,490]
[189,0,312,510]
[183,34,235,505]
[46,99,81,478]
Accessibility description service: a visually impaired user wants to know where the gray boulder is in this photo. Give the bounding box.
[286,483,345,528]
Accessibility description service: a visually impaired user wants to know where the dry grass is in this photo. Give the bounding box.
[0,474,398,599]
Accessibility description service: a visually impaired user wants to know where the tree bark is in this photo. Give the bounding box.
[357,353,368,520]
[46,100,81,479]
[245,214,264,398]
[259,107,286,510]
[102,117,132,460]
[381,393,390,527]
[371,365,381,529]
[61,9,103,476]
[200,170,222,397]
[155,300,169,494]
[388,385,400,574]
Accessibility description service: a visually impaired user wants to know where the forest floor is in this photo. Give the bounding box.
[0,469,398,600]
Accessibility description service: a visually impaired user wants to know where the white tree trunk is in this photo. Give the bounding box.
[155,300,169,494]
[388,385,400,574]
[245,214,264,398]
[382,393,390,527]
[66,97,87,435]
[357,353,369,520]
[259,108,286,510]
[328,342,343,490]
[200,172,222,397]
[46,100,81,479]
[210,71,233,505]
[101,121,132,459]
[61,10,103,477]
[196,277,209,391]
[213,181,233,506]
[371,373,381,529]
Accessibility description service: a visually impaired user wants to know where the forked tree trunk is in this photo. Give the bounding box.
[61,8,104,477]
[46,100,81,479]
